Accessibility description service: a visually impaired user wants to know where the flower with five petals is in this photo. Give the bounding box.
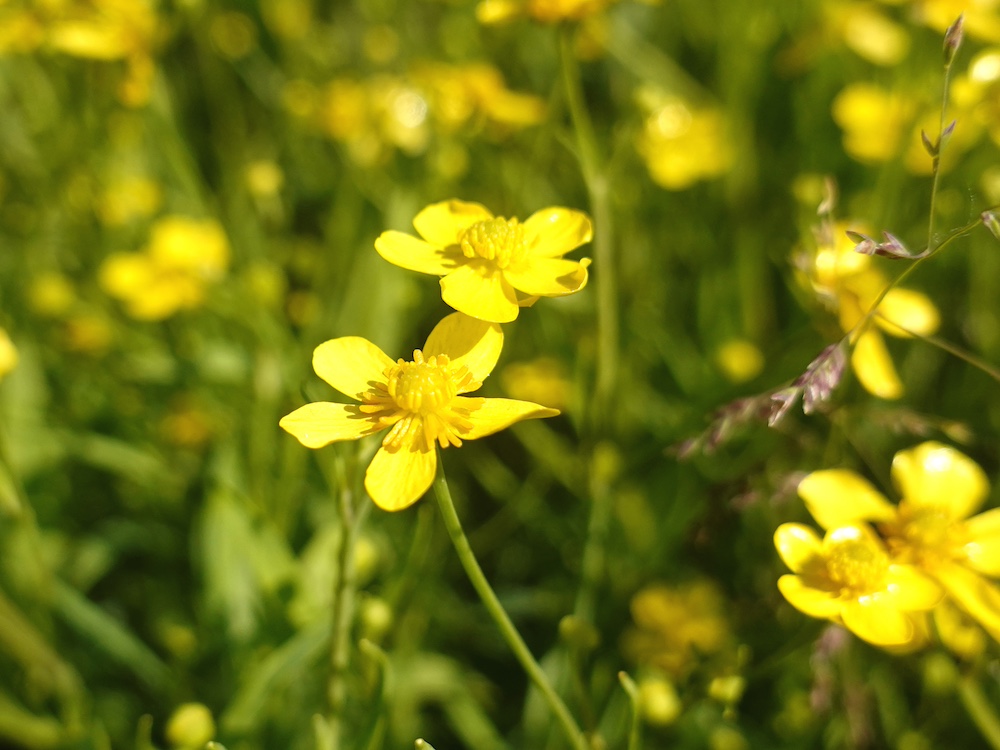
[374,200,592,323]
[280,313,560,511]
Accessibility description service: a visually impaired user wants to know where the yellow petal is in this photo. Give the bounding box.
[797,469,896,530]
[99,252,154,298]
[313,337,394,400]
[965,508,1000,576]
[523,207,594,258]
[851,328,902,399]
[875,288,940,338]
[279,402,377,448]
[936,562,1000,642]
[840,599,915,646]
[773,523,826,575]
[503,257,590,298]
[457,396,560,440]
[883,564,942,611]
[892,441,988,519]
[440,264,519,322]
[412,199,493,247]
[374,230,462,275]
[423,312,503,388]
[776,575,841,619]
[364,442,437,511]
[49,21,130,60]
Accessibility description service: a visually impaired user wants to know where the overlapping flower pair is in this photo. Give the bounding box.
[280,200,592,510]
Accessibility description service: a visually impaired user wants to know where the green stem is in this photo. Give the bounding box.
[874,313,1000,383]
[959,674,1000,750]
[432,456,589,750]
[927,41,958,250]
[617,672,643,750]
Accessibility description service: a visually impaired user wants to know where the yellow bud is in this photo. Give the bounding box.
[166,703,215,749]
[360,597,393,641]
[708,675,746,705]
[638,677,681,726]
[715,339,764,383]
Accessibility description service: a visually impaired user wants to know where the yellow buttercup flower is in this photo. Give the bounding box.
[375,200,591,323]
[913,0,1000,42]
[774,522,940,648]
[100,216,229,320]
[280,313,560,511]
[801,221,939,399]
[0,327,17,380]
[477,0,617,24]
[797,442,1000,642]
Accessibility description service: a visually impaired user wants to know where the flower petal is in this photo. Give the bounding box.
[374,230,462,275]
[423,312,503,388]
[364,442,437,512]
[797,469,896,530]
[774,523,826,575]
[936,562,1000,642]
[965,508,1000,576]
[851,328,902,399]
[777,575,842,619]
[503,257,590,298]
[892,441,988,519]
[523,207,594,258]
[313,337,394,400]
[875,288,940,338]
[456,396,560,440]
[279,402,378,448]
[840,599,915,646]
[883,564,942,611]
[440,264,519,322]
[413,199,493,247]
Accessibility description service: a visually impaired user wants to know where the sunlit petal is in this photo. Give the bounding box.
[503,257,590,297]
[841,599,914,646]
[423,312,503,387]
[279,402,377,448]
[851,328,903,399]
[313,337,394,399]
[440,264,519,322]
[364,442,437,512]
[892,441,988,519]
[413,199,493,247]
[523,208,594,258]
[965,508,1000,576]
[774,523,826,575]
[876,288,940,338]
[883,564,942,610]
[457,396,559,440]
[936,562,1000,642]
[374,230,461,275]
[777,575,841,619]
[797,469,896,530]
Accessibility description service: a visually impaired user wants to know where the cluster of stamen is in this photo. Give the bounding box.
[888,504,962,565]
[460,217,526,269]
[826,537,887,595]
[358,349,481,451]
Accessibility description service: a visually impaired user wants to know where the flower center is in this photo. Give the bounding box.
[460,217,526,269]
[358,349,481,451]
[826,538,887,594]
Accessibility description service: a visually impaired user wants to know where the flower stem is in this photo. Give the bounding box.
[959,673,1000,750]
[432,455,589,750]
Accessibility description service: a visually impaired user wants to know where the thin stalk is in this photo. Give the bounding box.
[432,455,589,750]
[927,28,959,250]
[959,674,1000,750]
[874,313,1000,383]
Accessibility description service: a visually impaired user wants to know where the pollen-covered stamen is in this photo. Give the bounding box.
[459,217,526,269]
[826,538,888,595]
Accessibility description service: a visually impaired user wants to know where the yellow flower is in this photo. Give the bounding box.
[832,83,917,165]
[476,0,617,24]
[774,522,940,648]
[279,313,559,511]
[914,0,1000,42]
[0,327,17,380]
[828,2,910,66]
[375,200,592,323]
[797,443,1000,642]
[100,216,229,320]
[802,221,939,399]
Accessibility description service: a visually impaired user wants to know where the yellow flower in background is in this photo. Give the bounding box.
[280,313,560,511]
[476,0,618,24]
[500,357,572,411]
[912,0,1000,42]
[802,221,939,399]
[97,175,163,226]
[774,522,940,648]
[100,216,229,320]
[0,327,18,380]
[375,200,592,323]
[635,90,732,190]
[797,442,1000,643]
[828,2,910,66]
[832,83,917,165]
[715,339,765,384]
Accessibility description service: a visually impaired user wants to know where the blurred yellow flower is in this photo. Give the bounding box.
[801,221,939,399]
[636,91,732,190]
[100,216,229,320]
[165,702,215,749]
[774,522,940,648]
[798,442,1000,643]
[832,83,917,165]
[637,675,681,726]
[500,357,572,411]
[715,339,765,384]
[829,2,910,66]
[0,327,17,380]
[477,0,617,24]
[28,272,76,317]
[375,199,592,323]
[913,0,1000,42]
[280,313,559,511]
[98,175,162,226]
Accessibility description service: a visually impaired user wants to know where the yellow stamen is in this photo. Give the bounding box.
[827,537,887,594]
[460,217,526,269]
